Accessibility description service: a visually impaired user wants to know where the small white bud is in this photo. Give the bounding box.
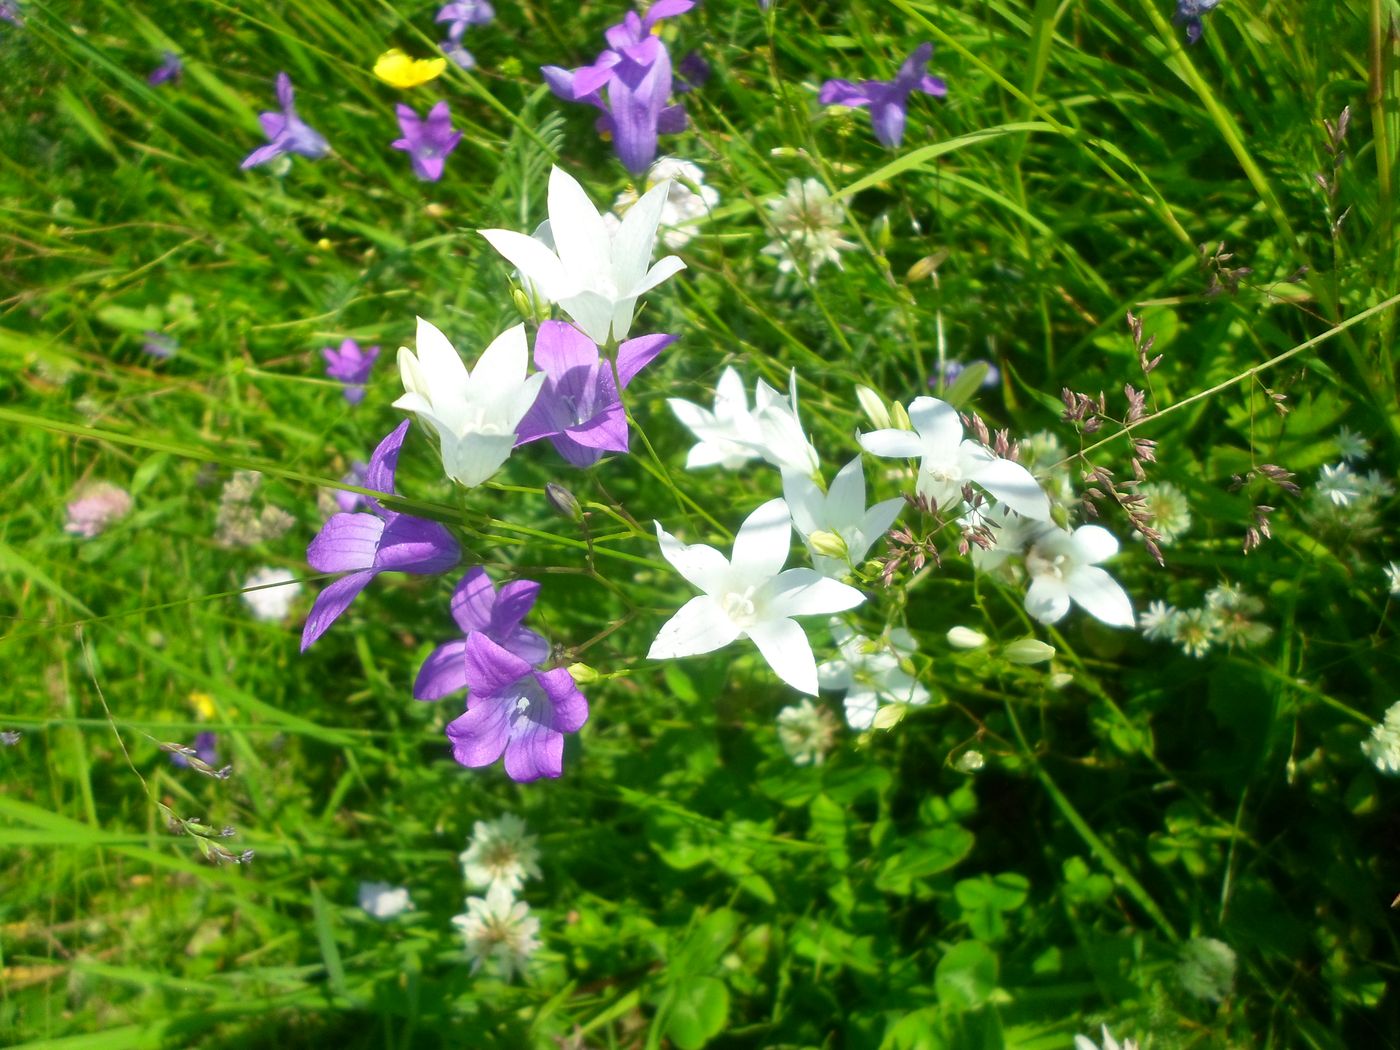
[946,626,988,650]
[808,529,848,560]
[855,385,891,430]
[1004,638,1056,664]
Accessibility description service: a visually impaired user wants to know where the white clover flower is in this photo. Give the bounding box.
[1363,702,1400,774]
[1172,607,1219,658]
[241,566,302,622]
[1022,525,1134,628]
[649,498,866,695]
[452,884,541,981]
[776,698,840,765]
[762,178,856,277]
[460,814,543,894]
[358,881,413,919]
[610,158,719,250]
[668,366,764,471]
[1386,561,1400,596]
[1315,462,1360,506]
[1074,1026,1139,1050]
[817,619,930,730]
[480,166,686,345]
[783,457,904,578]
[1138,480,1192,544]
[393,319,546,488]
[1138,600,1179,642]
[862,397,1051,520]
[1334,426,1370,462]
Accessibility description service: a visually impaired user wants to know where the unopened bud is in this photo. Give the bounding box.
[953,749,986,773]
[855,385,891,429]
[871,703,908,730]
[946,626,988,650]
[870,213,892,251]
[808,530,848,560]
[907,254,941,282]
[890,401,912,432]
[566,662,599,685]
[545,482,583,522]
[1004,638,1056,664]
[510,285,534,321]
[1047,672,1074,690]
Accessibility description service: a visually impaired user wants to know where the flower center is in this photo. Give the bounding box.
[721,585,759,627]
[1025,544,1070,580]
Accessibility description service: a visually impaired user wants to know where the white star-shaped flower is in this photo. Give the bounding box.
[817,619,930,730]
[1022,524,1134,627]
[479,166,686,345]
[667,366,764,470]
[393,318,545,488]
[648,498,866,695]
[783,457,904,577]
[860,396,1050,520]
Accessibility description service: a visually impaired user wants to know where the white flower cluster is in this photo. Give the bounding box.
[1308,429,1394,517]
[1138,583,1272,658]
[451,814,543,981]
[656,375,1136,734]
[1362,701,1400,776]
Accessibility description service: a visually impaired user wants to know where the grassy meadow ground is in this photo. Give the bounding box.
[2,0,1399,1046]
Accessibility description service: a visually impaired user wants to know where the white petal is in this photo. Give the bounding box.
[817,658,853,691]
[906,396,963,454]
[557,290,616,345]
[859,428,924,459]
[730,498,793,583]
[715,367,748,412]
[685,442,740,470]
[853,497,905,560]
[500,371,547,430]
[668,397,712,433]
[1024,576,1071,624]
[634,253,687,296]
[1067,565,1134,627]
[441,431,517,488]
[413,319,472,407]
[1072,524,1119,564]
[396,346,427,399]
[547,166,612,289]
[965,447,1052,521]
[655,521,730,594]
[611,176,669,292]
[765,568,865,619]
[478,228,572,300]
[745,617,819,694]
[470,323,529,403]
[781,470,826,539]
[843,688,879,730]
[826,458,867,529]
[647,595,740,659]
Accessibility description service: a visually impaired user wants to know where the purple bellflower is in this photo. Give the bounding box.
[933,358,1000,391]
[323,339,380,404]
[391,102,462,183]
[1173,0,1221,43]
[334,462,370,512]
[171,731,218,769]
[149,52,182,86]
[142,331,178,359]
[414,567,551,700]
[301,420,460,650]
[437,0,493,41]
[541,0,693,174]
[819,42,947,148]
[447,633,589,782]
[242,73,330,170]
[0,2,21,27]
[515,321,674,467]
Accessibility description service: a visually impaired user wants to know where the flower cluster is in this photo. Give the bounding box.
[542,0,694,173]
[1137,583,1272,657]
[453,814,542,979]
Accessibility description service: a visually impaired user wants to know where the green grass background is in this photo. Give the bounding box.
[1,0,1398,1046]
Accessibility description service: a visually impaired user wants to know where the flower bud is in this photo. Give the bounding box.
[855,385,891,430]
[510,286,535,322]
[545,482,583,523]
[1004,638,1056,664]
[890,400,912,432]
[953,749,985,773]
[808,529,848,560]
[567,662,599,684]
[1047,672,1074,690]
[870,213,892,251]
[946,626,988,650]
[871,703,908,730]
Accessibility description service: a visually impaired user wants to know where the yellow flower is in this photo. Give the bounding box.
[374,49,447,89]
[188,691,217,721]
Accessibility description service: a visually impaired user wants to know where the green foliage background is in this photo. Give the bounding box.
[1,0,1398,1046]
